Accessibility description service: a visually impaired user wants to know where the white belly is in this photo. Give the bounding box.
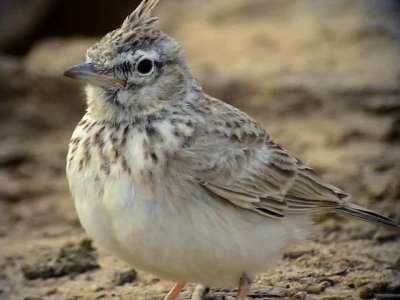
[68,167,310,288]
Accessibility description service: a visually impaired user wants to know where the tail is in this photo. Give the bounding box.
[336,202,400,230]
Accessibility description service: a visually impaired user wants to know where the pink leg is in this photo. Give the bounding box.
[164,282,187,300]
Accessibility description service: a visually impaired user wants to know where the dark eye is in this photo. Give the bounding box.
[136,59,154,75]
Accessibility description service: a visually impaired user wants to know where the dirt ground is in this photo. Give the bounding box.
[1,0,400,299]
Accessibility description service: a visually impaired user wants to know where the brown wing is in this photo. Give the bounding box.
[179,97,348,219]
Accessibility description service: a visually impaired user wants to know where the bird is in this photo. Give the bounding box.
[63,0,400,299]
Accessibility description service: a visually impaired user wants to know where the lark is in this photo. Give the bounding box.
[64,1,400,299]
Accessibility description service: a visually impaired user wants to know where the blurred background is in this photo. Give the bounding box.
[1,0,400,299]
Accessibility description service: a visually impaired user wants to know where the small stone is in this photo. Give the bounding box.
[21,238,99,280]
[113,269,137,286]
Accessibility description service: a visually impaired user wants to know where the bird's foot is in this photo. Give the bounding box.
[191,284,208,300]
[236,274,252,300]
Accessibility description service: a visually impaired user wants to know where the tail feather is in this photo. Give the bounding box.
[336,202,400,230]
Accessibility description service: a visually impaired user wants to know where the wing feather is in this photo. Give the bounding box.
[173,96,399,229]
[179,96,347,218]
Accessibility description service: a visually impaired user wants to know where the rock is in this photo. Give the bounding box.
[113,269,137,286]
[21,238,99,280]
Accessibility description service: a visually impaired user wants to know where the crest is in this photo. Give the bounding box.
[121,0,160,30]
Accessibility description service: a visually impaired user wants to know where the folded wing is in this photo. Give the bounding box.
[177,96,399,229]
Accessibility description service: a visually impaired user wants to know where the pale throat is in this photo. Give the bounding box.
[85,84,168,124]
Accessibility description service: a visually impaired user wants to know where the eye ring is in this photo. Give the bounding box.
[136,58,154,75]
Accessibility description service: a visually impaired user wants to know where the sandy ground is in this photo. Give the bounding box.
[1,0,400,299]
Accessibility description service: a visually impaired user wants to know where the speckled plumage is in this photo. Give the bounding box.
[64,1,400,299]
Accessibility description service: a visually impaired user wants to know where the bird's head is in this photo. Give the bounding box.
[64,0,195,122]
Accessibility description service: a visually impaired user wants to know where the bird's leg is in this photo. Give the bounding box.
[164,282,187,300]
[191,284,208,300]
[236,274,252,300]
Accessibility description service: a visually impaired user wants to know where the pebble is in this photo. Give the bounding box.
[113,269,138,286]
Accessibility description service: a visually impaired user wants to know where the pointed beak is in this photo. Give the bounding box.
[63,63,126,87]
